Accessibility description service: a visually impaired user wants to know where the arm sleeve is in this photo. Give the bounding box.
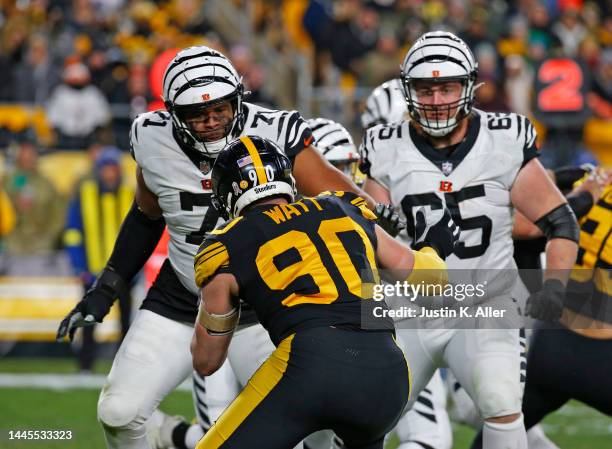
[105,201,165,283]
[283,111,313,160]
[521,117,539,168]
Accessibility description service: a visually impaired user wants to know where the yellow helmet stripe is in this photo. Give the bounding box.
[240,136,267,185]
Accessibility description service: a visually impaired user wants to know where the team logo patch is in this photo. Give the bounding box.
[441,161,453,176]
[199,160,212,174]
[439,180,453,192]
[201,179,213,190]
[239,180,248,189]
[202,93,210,101]
[432,70,440,78]
[237,155,253,168]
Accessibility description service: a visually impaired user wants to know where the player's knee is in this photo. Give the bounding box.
[98,392,140,429]
[475,381,521,419]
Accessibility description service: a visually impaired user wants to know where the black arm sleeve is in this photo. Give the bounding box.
[106,201,166,283]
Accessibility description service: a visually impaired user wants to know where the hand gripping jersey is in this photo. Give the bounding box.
[130,102,313,295]
[360,110,538,274]
[194,191,394,345]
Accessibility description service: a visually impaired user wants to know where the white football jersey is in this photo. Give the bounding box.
[130,103,313,294]
[360,109,538,273]
[361,78,408,129]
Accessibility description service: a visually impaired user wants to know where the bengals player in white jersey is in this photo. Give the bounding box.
[360,31,579,449]
[56,46,389,449]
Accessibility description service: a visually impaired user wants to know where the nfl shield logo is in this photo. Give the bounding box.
[199,160,211,175]
[441,161,453,176]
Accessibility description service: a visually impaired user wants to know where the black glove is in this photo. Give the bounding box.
[375,203,405,237]
[411,207,460,259]
[56,269,126,342]
[525,278,565,322]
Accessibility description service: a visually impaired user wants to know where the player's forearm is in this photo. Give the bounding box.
[543,238,578,285]
[191,323,231,376]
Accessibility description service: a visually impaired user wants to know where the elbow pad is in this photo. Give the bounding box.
[534,203,580,243]
[407,247,449,287]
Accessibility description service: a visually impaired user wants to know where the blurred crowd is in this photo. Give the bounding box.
[0,0,611,267]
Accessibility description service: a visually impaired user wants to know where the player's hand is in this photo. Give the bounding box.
[56,286,115,342]
[411,207,460,259]
[375,203,405,237]
[525,279,565,322]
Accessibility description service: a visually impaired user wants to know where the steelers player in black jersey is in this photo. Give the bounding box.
[191,136,460,449]
[521,175,612,432]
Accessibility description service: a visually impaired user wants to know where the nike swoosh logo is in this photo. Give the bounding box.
[303,135,313,146]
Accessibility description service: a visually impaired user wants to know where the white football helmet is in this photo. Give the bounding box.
[361,78,408,129]
[308,118,359,178]
[162,46,245,155]
[400,31,478,137]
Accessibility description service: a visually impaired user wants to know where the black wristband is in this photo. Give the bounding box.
[567,191,594,219]
[106,201,165,283]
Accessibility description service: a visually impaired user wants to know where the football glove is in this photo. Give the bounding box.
[56,269,127,342]
[410,207,460,259]
[525,278,565,322]
[375,203,405,237]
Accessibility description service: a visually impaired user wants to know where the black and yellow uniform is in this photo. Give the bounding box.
[522,185,612,430]
[194,191,409,449]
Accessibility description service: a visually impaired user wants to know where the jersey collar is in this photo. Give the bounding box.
[409,111,481,176]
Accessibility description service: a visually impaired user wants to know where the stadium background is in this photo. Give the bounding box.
[0,0,610,447]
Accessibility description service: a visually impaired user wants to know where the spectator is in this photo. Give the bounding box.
[63,147,133,371]
[552,6,587,57]
[2,141,63,255]
[46,61,112,149]
[504,54,534,117]
[13,34,62,104]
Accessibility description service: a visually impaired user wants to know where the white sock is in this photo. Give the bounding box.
[185,424,205,449]
[527,424,560,449]
[483,414,528,449]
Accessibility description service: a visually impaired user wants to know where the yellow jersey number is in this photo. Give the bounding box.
[255,216,378,307]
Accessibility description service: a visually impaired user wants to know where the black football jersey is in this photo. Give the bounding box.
[194,191,394,344]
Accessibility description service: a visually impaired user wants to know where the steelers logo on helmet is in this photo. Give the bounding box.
[400,31,478,137]
[307,118,360,182]
[162,46,247,156]
[211,136,296,219]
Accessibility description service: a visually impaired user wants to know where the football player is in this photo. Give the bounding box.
[308,118,359,180]
[191,135,459,449]
[361,78,408,129]
[360,31,579,449]
[56,46,394,449]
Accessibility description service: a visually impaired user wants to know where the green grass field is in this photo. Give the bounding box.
[1,358,611,449]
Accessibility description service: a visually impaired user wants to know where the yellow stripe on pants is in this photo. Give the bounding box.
[196,334,295,449]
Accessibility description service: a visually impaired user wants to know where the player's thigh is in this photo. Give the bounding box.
[445,328,522,419]
[395,327,447,409]
[98,310,194,427]
[228,323,276,386]
[197,335,315,449]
